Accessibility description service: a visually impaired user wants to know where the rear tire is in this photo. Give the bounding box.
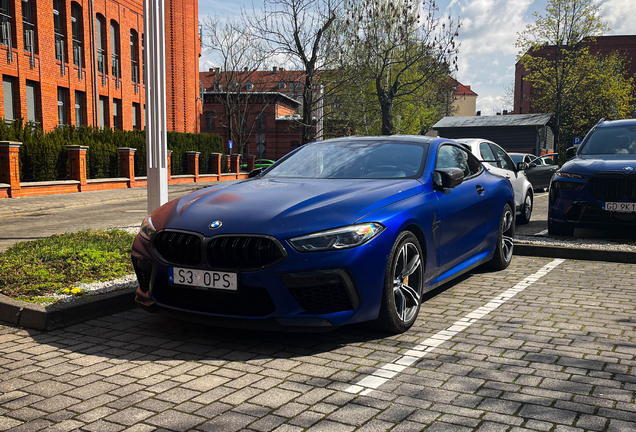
[488,203,514,271]
[375,231,424,334]
[548,219,574,236]
[517,192,532,225]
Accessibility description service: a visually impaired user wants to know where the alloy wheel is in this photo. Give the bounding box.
[501,208,514,263]
[392,242,423,323]
[524,194,532,220]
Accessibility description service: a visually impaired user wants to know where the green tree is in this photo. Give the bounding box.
[516,0,612,156]
[338,0,459,135]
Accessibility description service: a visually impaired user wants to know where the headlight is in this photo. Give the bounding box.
[555,171,584,179]
[289,223,384,252]
[139,215,156,240]
[551,181,584,191]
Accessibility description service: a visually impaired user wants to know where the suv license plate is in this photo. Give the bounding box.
[169,267,237,291]
[603,202,636,213]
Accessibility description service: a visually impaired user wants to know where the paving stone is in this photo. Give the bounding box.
[249,389,300,409]
[518,404,577,425]
[327,404,379,425]
[197,411,255,432]
[145,410,205,431]
[105,408,154,426]
[305,420,355,432]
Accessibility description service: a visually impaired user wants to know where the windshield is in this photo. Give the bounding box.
[263,140,427,179]
[509,154,524,163]
[580,126,636,156]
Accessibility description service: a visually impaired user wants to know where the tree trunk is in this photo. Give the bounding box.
[301,70,315,144]
[377,85,394,136]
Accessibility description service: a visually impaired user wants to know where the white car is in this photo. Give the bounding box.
[455,138,534,224]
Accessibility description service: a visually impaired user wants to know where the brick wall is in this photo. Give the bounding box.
[0,0,199,133]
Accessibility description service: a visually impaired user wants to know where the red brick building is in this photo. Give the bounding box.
[513,35,636,115]
[0,0,200,132]
[199,68,308,159]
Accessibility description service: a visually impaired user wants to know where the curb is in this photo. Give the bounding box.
[514,243,636,264]
[0,287,137,330]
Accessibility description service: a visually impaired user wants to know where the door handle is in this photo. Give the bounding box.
[476,185,485,195]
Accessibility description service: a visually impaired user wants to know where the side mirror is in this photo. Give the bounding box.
[434,168,464,189]
[517,162,529,171]
[248,168,264,178]
[565,146,577,160]
[528,162,537,168]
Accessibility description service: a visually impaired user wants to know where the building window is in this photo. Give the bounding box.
[0,0,12,47]
[246,81,253,90]
[205,111,214,131]
[53,0,66,62]
[57,87,67,126]
[132,102,139,130]
[25,80,38,123]
[74,91,84,126]
[98,96,108,128]
[22,0,36,54]
[278,81,285,90]
[141,33,145,85]
[110,20,120,78]
[3,76,14,123]
[256,114,265,131]
[71,2,83,67]
[130,30,139,84]
[112,98,121,129]
[96,14,106,74]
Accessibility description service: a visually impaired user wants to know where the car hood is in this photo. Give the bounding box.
[154,178,424,238]
[563,155,636,175]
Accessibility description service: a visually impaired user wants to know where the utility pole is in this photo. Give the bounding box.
[144,0,168,213]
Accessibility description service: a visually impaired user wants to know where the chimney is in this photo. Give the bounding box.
[215,67,220,74]
[466,85,470,90]
[476,111,481,116]
[503,110,508,115]
[273,66,278,73]
[244,67,248,72]
[209,68,213,72]
[280,67,284,71]
[496,112,501,116]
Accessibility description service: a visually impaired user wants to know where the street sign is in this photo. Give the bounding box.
[573,137,581,145]
[229,140,233,149]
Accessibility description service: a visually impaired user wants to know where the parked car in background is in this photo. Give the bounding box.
[132,136,515,334]
[508,153,559,191]
[548,119,636,236]
[456,139,534,224]
[240,159,275,171]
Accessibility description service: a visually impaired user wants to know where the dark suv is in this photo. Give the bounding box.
[548,119,636,236]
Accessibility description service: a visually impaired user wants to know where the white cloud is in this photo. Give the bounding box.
[599,0,633,34]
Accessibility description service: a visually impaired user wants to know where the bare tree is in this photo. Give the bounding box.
[201,16,274,158]
[245,0,342,144]
[339,0,460,135]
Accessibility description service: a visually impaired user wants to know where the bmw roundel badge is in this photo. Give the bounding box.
[209,220,223,230]
[624,167,634,172]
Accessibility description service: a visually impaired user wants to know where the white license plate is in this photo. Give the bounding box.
[169,267,237,291]
[603,202,636,213]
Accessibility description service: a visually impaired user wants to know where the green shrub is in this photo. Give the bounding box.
[5,120,223,180]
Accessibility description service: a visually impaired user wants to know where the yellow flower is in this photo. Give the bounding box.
[70,288,82,295]
[61,288,70,294]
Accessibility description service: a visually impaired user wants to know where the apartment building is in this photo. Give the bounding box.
[0,0,200,132]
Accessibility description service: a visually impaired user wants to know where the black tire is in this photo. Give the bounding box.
[376,231,424,333]
[517,191,532,225]
[487,203,515,271]
[548,219,574,236]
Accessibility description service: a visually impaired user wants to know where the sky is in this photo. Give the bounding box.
[198,0,633,116]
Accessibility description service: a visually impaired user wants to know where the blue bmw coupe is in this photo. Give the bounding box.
[132,136,515,333]
[549,119,636,236]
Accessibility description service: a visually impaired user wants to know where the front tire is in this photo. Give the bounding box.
[376,231,424,333]
[488,203,514,270]
[517,192,532,225]
[548,219,574,236]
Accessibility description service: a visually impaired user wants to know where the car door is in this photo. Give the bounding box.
[526,155,558,189]
[490,143,523,210]
[434,144,493,271]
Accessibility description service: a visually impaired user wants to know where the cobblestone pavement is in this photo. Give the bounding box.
[1,256,635,432]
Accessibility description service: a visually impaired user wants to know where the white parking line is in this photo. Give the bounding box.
[534,229,549,236]
[345,259,565,396]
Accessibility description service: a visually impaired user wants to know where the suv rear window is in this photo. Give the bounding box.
[580,126,636,155]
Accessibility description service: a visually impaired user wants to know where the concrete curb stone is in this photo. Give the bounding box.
[0,287,136,330]
[513,243,636,264]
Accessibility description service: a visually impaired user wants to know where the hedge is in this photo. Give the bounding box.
[0,121,224,181]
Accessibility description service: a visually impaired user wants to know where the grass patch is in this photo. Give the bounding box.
[0,230,136,301]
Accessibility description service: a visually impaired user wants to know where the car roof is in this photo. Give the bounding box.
[598,119,636,128]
